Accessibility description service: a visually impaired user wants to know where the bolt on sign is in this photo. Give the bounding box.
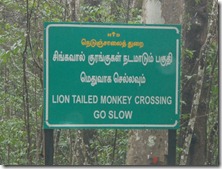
[44,23,181,129]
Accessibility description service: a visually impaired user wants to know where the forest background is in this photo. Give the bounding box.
[0,0,220,166]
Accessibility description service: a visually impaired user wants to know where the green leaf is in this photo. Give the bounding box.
[0,50,10,63]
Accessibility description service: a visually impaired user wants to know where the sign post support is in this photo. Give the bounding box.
[44,129,54,165]
[167,129,176,165]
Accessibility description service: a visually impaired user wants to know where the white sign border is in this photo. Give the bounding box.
[45,24,180,128]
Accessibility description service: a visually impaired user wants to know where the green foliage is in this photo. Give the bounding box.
[90,129,128,165]
[183,48,195,59]
[80,0,142,23]
[195,0,201,5]
[205,42,218,165]
[181,114,190,121]
[80,5,113,22]
[0,118,27,164]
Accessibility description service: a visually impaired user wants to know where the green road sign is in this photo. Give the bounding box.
[44,23,181,129]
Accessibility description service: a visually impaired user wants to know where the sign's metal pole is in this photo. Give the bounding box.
[44,129,54,165]
[167,130,176,165]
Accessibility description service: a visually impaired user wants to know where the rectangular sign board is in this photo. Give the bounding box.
[44,23,181,129]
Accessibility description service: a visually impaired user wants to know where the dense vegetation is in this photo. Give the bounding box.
[0,0,219,165]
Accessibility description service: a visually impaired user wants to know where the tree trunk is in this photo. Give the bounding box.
[126,0,184,165]
[23,0,32,164]
[191,1,218,164]
[179,0,218,165]
[179,0,207,163]
[68,0,80,21]
[206,49,219,165]
[126,130,150,165]
[71,129,97,165]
